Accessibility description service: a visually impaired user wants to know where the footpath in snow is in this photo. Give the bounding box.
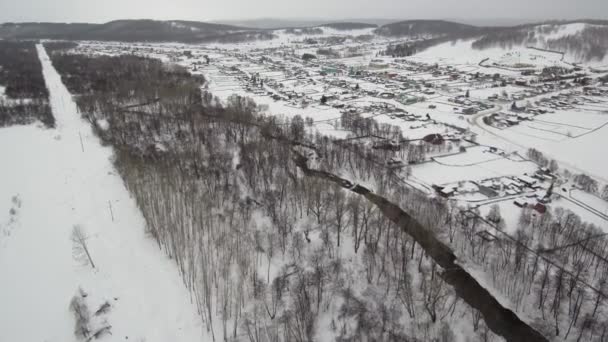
[0,44,205,341]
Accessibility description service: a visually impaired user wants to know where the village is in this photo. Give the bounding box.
[72,31,608,236]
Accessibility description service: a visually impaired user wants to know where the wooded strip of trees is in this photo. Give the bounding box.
[0,41,53,127]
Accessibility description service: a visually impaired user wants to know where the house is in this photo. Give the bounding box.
[432,185,454,198]
[440,187,456,197]
[477,184,498,198]
[533,203,547,214]
[513,199,528,208]
[517,175,537,187]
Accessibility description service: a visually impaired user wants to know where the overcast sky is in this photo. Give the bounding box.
[1,0,607,23]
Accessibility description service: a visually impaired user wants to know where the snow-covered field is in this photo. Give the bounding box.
[476,113,608,182]
[0,45,206,342]
[411,39,571,72]
[413,155,538,185]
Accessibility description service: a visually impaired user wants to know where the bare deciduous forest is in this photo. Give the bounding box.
[0,41,53,127]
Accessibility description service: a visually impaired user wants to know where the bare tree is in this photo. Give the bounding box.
[486,204,502,225]
[72,225,95,268]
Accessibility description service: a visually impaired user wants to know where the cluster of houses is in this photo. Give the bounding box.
[434,165,558,215]
[448,95,493,115]
[484,112,532,128]
[534,89,607,110]
[484,84,607,129]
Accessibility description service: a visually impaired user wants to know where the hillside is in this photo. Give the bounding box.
[0,19,273,43]
[375,19,608,62]
[0,22,97,39]
[471,20,608,62]
[375,19,483,37]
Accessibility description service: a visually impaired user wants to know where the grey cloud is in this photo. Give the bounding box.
[0,0,606,23]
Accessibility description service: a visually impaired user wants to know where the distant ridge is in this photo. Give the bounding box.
[211,18,394,29]
[0,19,270,43]
[1,18,607,55]
[321,22,378,30]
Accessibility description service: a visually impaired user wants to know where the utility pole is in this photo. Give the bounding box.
[108,201,114,222]
[79,132,84,152]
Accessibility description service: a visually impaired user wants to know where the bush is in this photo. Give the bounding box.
[69,289,90,339]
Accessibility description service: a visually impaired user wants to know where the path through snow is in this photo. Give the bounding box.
[0,44,206,342]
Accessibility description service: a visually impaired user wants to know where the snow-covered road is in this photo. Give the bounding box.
[0,44,206,342]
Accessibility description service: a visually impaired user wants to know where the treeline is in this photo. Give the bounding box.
[0,41,53,127]
[546,26,608,62]
[471,29,531,50]
[0,99,53,128]
[43,41,78,53]
[375,20,481,38]
[0,41,48,99]
[383,38,447,57]
[285,27,323,35]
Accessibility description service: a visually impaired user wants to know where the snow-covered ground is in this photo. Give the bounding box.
[473,112,608,183]
[413,156,538,185]
[0,45,206,342]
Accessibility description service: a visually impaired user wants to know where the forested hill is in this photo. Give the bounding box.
[376,19,608,61]
[375,20,484,37]
[0,20,274,43]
